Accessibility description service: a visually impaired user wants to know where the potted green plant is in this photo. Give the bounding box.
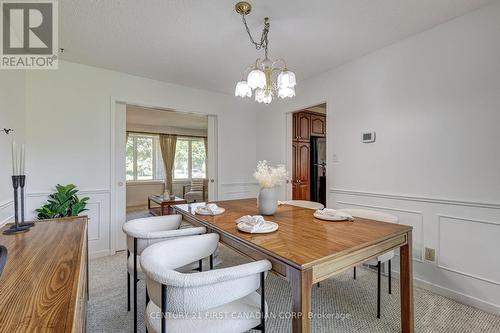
[35,184,90,220]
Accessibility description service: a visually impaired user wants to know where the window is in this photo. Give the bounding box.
[126,134,206,182]
[126,134,164,181]
[174,137,206,180]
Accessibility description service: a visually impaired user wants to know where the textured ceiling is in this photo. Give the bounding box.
[60,0,493,95]
[126,106,208,130]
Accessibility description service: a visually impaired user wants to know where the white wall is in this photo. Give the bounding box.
[257,2,500,314]
[0,71,25,226]
[23,61,258,257]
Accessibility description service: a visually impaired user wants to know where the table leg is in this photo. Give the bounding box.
[400,231,414,333]
[289,268,313,333]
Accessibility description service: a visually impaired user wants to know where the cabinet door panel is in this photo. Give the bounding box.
[297,183,310,201]
[311,114,326,137]
[292,140,297,183]
[297,142,310,182]
[298,113,311,141]
[296,142,310,200]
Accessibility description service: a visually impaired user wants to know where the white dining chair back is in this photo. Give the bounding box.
[337,208,399,319]
[141,233,271,333]
[337,208,398,224]
[284,200,325,210]
[122,214,207,332]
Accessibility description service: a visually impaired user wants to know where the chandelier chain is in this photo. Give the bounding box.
[241,14,269,58]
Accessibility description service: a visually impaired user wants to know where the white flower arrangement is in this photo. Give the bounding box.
[254,160,288,188]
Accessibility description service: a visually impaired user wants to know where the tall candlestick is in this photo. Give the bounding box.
[20,144,25,175]
[11,141,17,175]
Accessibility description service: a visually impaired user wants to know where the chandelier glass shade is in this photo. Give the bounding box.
[234,80,252,98]
[234,2,296,104]
[235,58,296,104]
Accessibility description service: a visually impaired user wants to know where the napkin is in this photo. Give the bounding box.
[236,215,266,233]
[198,203,219,214]
[315,208,338,217]
[315,209,353,220]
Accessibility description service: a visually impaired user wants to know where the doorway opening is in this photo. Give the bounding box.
[291,103,326,206]
[112,103,218,252]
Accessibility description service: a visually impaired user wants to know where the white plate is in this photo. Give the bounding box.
[195,207,226,216]
[237,221,279,234]
[313,212,352,221]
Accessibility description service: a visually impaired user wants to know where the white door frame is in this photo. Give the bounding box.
[282,102,329,203]
[109,96,220,254]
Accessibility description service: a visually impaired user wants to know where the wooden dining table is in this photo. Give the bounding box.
[173,199,414,333]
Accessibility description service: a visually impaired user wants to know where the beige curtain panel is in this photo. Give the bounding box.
[203,137,208,176]
[159,134,177,193]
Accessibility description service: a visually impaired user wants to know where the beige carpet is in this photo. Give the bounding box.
[87,242,500,332]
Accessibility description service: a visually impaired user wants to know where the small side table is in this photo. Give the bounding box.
[148,195,187,216]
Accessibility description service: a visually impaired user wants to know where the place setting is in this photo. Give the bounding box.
[235,215,279,234]
[313,208,354,222]
[194,202,226,216]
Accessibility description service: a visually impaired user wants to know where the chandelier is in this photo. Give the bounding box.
[234,1,296,104]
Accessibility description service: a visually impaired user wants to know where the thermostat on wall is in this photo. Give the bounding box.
[362,132,376,143]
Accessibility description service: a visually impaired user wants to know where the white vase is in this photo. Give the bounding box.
[258,187,278,215]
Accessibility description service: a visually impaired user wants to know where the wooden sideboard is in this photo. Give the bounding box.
[0,216,88,332]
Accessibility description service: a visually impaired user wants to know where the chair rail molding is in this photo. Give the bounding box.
[335,200,424,262]
[330,188,500,210]
[332,187,500,315]
[26,189,111,258]
[220,181,258,200]
[0,200,14,227]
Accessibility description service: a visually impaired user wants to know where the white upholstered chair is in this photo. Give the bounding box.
[122,215,208,332]
[283,200,325,210]
[141,233,271,333]
[337,208,399,318]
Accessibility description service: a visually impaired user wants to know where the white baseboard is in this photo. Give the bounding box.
[390,270,500,316]
[89,249,113,259]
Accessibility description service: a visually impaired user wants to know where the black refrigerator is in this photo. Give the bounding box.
[310,137,326,205]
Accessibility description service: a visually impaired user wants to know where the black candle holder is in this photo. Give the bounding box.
[3,175,33,235]
[18,175,34,228]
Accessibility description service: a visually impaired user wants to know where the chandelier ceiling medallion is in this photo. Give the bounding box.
[234,1,296,104]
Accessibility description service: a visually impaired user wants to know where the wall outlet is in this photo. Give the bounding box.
[425,247,436,262]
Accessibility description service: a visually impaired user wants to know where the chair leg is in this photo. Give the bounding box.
[127,249,130,312]
[198,259,203,272]
[209,254,214,270]
[377,261,381,319]
[260,272,266,332]
[127,272,131,312]
[145,288,150,333]
[134,238,138,333]
[353,266,357,280]
[388,259,392,295]
[161,284,167,333]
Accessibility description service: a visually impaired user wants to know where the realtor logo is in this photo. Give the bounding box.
[1,0,58,69]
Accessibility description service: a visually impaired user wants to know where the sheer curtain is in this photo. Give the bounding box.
[159,134,177,194]
[203,137,208,177]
